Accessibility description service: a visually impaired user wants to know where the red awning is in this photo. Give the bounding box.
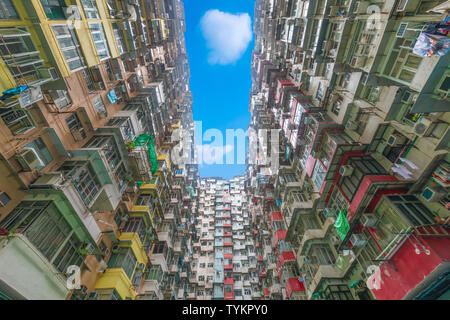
[286,278,305,298]
[279,251,296,266]
[272,230,287,248]
[270,211,283,225]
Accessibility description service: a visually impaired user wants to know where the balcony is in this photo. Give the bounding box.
[368,224,450,300]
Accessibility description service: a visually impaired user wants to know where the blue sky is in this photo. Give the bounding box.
[183,0,255,179]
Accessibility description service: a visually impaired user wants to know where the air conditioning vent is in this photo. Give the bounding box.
[361,214,378,227]
[345,120,358,130]
[387,134,406,146]
[422,186,446,202]
[16,148,43,171]
[30,173,64,189]
[414,118,432,137]
[350,233,367,247]
[340,165,354,177]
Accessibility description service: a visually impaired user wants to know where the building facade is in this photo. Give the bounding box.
[0,0,199,300]
[246,0,450,300]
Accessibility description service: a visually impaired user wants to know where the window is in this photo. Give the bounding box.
[312,161,326,190]
[89,23,110,60]
[388,195,436,226]
[108,247,137,279]
[52,25,85,71]
[122,217,147,243]
[244,289,251,295]
[0,191,11,206]
[40,0,66,19]
[361,86,380,105]
[0,0,19,19]
[44,90,71,110]
[0,201,84,273]
[311,244,335,265]
[60,161,100,206]
[114,207,124,227]
[331,98,342,116]
[0,107,35,135]
[198,276,205,281]
[207,276,213,281]
[207,262,214,268]
[324,284,354,300]
[66,113,86,140]
[0,27,47,84]
[95,289,122,300]
[112,22,126,54]
[197,290,204,296]
[383,36,423,84]
[81,0,99,19]
[316,82,324,102]
[199,263,205,268]
[93,96,107,117]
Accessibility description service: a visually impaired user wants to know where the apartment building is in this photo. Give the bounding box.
[247,0,450,300]
[188,176,261,300]
[0,0,199,300]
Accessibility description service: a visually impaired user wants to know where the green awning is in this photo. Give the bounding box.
[334,209,350,240]
[135,134,158,175]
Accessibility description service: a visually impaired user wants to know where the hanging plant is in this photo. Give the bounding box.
[126,141,136,152]
[78,248,91,256]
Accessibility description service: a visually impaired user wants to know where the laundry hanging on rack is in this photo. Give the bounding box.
[413,32,450,56]
[399,157,419,170]
[0,85,29,101]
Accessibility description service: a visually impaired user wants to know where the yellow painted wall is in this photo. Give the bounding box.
[95,268,137,300]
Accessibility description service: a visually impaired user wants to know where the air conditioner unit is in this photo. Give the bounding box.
[345,120,358,130]
[353,1,360,13]
[422,186,446,202]
[350,233,367,247]
[361,72,369,85]
[121,214,130,222]
[387,134,404,146]
[396,23,408,37]
[16,148,43,171]
[340,165,354,177]
[361,214,378,227]
[79,285,88,295]
[94,81,106,91]
[397,0,419,12]
[85,243,95,255]
[0,191,10,207]
[137,262,146,271]
[414,118,432,137]
[30,173,65,189]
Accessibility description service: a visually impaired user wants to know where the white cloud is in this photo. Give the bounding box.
[200,9,252,65]
[197,144,234,164]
